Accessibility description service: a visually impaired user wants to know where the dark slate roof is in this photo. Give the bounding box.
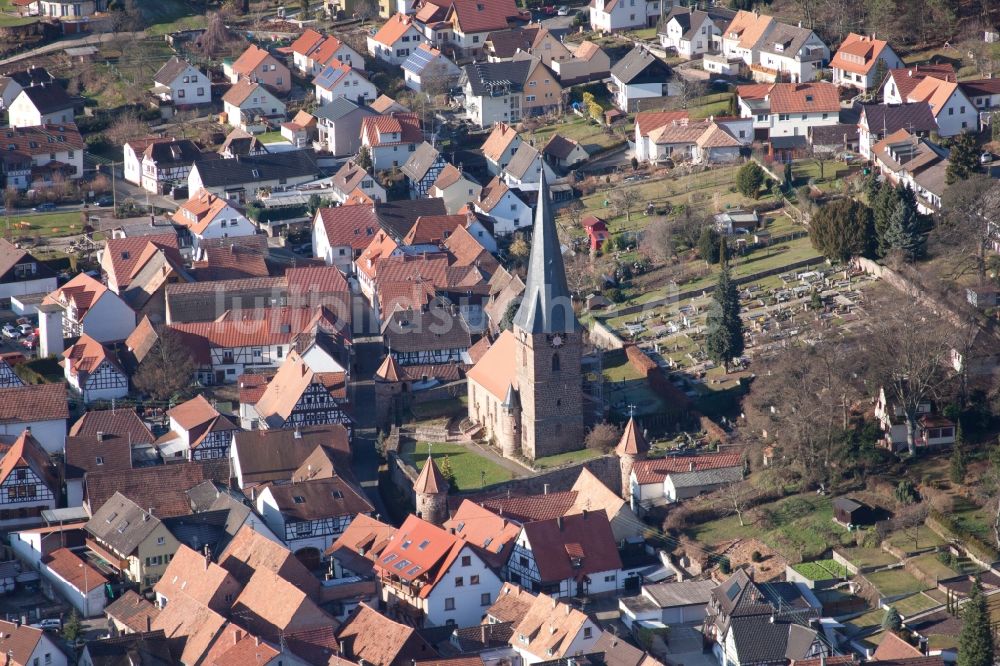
[4,67,54,87]
[486,26,540,58]
[376,198,449,239]
[728,615,816,664]
[511,172,576,334]
[462,60,532,96]
[82,631,173,666]
[162,509,231,554]
[660,7,718,40]
[400,141,443,181]
[146,139,204,166]
[808,123,858,145]
[754,22,816,58]
[192,150,320,188]
[860,102,937,134]
[611,47,671,85]
[18,83,74,113]
[313,97,375,122]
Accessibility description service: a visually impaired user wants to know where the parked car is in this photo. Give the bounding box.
[20,335,37,351]
[31,619,61,631]
[1,324,20,339]
[541,5,557,14]
[17,323,33,337]
[557,5,569,14]
[981,151,994,164]
[96,195,114,207]
[32,202,56,212]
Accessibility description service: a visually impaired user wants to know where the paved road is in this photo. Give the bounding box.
[0,30,147,67]
[349,341,391,521]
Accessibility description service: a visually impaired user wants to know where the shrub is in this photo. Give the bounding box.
[751,550,762,563]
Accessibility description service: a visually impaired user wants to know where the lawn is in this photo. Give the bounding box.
[408,396,467,421]
[533,448,602,470]
[7,211,89,239]
[0,13,36,26]
[864,568,930,599]
[140,0,201,34]
[910,552,978,582]
[792,559,849,581]
[527,115,626,153]
[885,524,945,552]
[257,131,289,144]
[689,93,736,120]
[404,442,512,492]
[602,353,665,417]
[837,546,899,570]
[892,591,944,618]
[687,493,852,561]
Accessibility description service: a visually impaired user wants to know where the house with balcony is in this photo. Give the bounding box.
[737,81,839,140]
[361,113,424,171]
[314,62,378,105]
[610,47,678,112]
[0,123,84,189]
[658,6,726,59]
[874,385,955,452]
[830,33,902,91]
[226,44,291,95]
[749,23,829,84]
[61,334,129,404]
[152,57,210,107]
[871,128,950,213]
[85,492,181,590]
[374,514,504,627]
[314,97,378,157]
[291,29,365,77]
[368,14,428,66]
[222,80,287,133]
[857,102,937,158]
[461,60,534,128]
[256,476,373,555]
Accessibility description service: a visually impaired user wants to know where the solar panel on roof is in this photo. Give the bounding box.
[402,46,437,75]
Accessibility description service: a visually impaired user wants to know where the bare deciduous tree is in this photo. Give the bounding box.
[862,295,956,456]
[938,175,995,285]
[720,478,754,527]
[133,328,196,401]
[611,187,641,225]
[585,422,622,452]
[104,112,149,147]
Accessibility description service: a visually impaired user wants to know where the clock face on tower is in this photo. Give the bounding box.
[550,335,564,348]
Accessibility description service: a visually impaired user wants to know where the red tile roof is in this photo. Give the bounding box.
[374,515,471,597]
[632,452,743,485]
[63,334,123,378]
[634,110,689,137]
[521,511,622,582]
[481,122,519,162]
[85,462,207,518]
[448,0,519,35]
[336,602,436,666]
[42,547,107,592]
[43,272,112,322]
[372,14,420,47]
[361,113,423,148]
[169,307,328,352]
[831,33,889,75]
[316,205,380,252]
[0,383,68,424]
[103,233,180,289]
[290,28,326,57]
[231,44,279,77]
[767,82,839,114]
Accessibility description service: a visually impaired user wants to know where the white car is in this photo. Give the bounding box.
[1,324,20,339]
[557,5,569,14]
[31,619,61,631]
[17,324,33,337]
[981,151,994,164]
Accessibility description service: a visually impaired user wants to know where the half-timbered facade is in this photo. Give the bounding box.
[246,351,350,430]
[256,476,373,557]
[156,394,240,461]
[381,305,472,366]
[505,512,624,598]
[0,356,24,388]
[0,431,58,528]
[62,335,129,404]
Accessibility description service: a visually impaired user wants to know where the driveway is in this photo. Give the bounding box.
[661,626,717,666]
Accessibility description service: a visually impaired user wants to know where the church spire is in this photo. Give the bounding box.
[512,171,577,334]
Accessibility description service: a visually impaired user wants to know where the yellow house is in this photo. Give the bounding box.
[517,57,563,117]
[84,492,181,590]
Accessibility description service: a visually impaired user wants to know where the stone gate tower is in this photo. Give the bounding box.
[616,416,649,503]
[511,172,585,460]
[413,455,448,525]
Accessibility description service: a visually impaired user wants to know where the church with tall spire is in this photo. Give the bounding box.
[466,174,585,461]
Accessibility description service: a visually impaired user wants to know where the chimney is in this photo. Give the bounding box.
[294,428,302,439]
[689,461,695,472]
[233,628,244,644]
[96,431,104,442]
[255,636,261,647]
[146,616,152,633]
[543,483,550,494]
[556,516,563,530]
[582,509,588,520]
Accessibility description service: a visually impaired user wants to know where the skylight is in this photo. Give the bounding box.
[418,540,431,550]
[293,496,305,504]
[394,558,411,570]
[383,553,398,563]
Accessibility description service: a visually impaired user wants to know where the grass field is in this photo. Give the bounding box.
[791,559,849,581]
[837,546,898,569]
[687,494,852,561]
[885,524,945,551]
[527,115,626,153]
[7,211,88,239]
[404,442,512,492]
[408,396,467,421]
[865,568,930,598]
[141,0,202,35]
[257,131,289,144]
[892,592,942,618]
